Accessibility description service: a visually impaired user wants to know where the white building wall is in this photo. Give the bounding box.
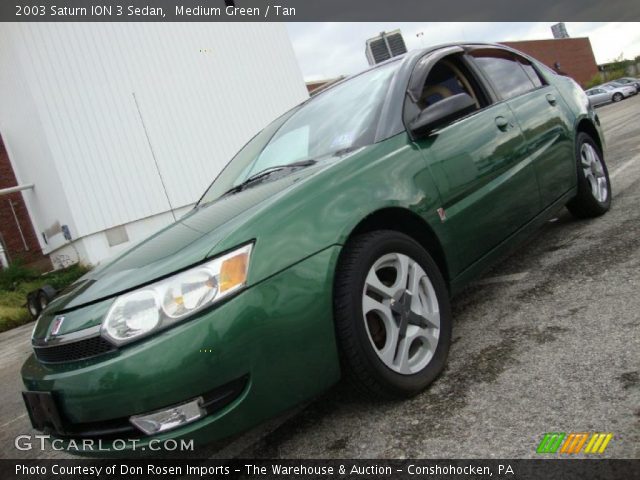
[0,28,76,255]
[0,22,308,264]
[49,205,194,269]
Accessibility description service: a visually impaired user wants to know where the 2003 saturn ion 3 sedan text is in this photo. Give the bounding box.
[22,43,611,452]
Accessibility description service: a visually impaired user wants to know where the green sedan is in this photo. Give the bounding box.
[22,43,610,452]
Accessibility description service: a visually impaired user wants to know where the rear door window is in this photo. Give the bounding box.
[518,57,545,88]
[470,49,539,100]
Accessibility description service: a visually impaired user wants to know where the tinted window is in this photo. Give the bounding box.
[519,59,544,88]
[471,49,537,100]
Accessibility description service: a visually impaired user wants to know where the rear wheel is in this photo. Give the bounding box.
[27,293,41,320]
[566,132,611,218]
[38,291,49,311]
[37,285,57,313]
[612,92,623,102]
[333,230,452,398]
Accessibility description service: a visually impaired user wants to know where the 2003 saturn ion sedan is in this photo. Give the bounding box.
[22,43,611,452]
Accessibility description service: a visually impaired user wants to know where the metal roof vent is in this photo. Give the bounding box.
[551,23,570,39]
[365,29,407,66]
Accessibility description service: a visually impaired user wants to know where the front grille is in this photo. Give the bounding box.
[34,336,116,364]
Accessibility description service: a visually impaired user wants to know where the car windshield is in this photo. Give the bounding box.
[197,62,398,204]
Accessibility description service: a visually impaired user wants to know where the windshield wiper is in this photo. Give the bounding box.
[221,159,317,197]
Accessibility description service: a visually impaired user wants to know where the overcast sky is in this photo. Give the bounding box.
[286,22,640,81]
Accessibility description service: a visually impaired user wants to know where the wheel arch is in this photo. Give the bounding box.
[576,117,604,155]
[342,207,451,290]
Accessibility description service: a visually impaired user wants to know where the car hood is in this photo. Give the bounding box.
[45,166,325,314]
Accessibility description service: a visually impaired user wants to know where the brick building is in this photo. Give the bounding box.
[0,135,50,269]
[502,37,599,87]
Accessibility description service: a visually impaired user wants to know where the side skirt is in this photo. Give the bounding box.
[449,187,577,297]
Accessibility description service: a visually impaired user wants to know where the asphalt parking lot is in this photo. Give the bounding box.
[1,94,638,460]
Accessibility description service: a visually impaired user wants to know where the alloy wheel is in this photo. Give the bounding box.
[362,252,440,375]
[580,143,608,203]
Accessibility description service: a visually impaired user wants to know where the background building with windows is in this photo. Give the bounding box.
[0,23,308,269]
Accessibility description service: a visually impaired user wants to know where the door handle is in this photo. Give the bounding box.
[495,116,510,131]
[546,93,557,105]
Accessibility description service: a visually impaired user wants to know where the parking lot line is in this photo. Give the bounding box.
[0,414,26,430]
[609,154,640,181]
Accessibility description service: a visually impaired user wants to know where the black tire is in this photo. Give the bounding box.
[27,291,41,320]
[333,230,452,399]
[566,132,611,218]
[37,285,57,312]
[612,93,623,102]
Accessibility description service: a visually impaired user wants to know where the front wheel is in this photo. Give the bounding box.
[333,230,452,399]
[612,92,623,102]
[566,132,611,218]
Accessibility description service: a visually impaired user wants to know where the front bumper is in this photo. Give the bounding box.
[21,246,342,453]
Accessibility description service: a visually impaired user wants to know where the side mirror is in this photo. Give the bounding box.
[409,93,477,138]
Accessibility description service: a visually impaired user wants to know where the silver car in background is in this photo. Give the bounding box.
[586,83,636,106]
[613,77,640,93]
[603,82,637,99]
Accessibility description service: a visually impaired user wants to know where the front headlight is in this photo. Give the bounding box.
[102,243,252,345]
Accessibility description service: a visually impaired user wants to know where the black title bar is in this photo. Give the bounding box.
[1,0,640,22]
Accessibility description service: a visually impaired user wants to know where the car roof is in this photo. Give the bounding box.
[306,41,560,143]
[310,41,527,98]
